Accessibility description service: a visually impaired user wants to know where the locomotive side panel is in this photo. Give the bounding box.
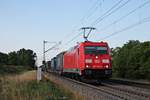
[63,46,81,74]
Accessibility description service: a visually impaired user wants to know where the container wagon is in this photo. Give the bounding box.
[51,57,56,72]
[56,51,66,75]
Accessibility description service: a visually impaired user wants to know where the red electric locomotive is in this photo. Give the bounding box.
[63,41,112,79]
[48,27,112,80]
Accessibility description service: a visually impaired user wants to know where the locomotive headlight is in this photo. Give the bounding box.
[85,59,92,63]
[86,65,92,68]
[105,65,109,68]
[102,59,109,63]
[86,65,89,68]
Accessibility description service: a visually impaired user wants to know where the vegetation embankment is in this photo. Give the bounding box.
[0,71,74,100]
[0,65,29,75]
[0,48,37,75]
[112,40,150,80]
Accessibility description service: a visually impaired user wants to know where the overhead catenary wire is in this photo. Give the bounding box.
[100,0,150,31]
[98,16,150,40]
[64,32,82,46]
[90,0,124,26]
[60,0,103,44]
[91,0,132,26]
[40,1,103,60]
[82,0,99,19]
[60,0,125,47]
[39,0,150,64]
[81,0,102,25]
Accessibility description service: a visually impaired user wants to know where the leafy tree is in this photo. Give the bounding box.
[8,51,18,65]
[112,40,150,80]
[0,48,37,71]
[0,52,8,65]
[17,49,37,69]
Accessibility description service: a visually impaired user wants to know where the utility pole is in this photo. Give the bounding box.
[81,27,96,41]
[37,40,60,81]
[43,40,46,65]
[42,40,61,70]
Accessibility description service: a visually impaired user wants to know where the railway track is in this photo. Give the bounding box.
[43,72,150,100]
[109,78,150,89]
[100,82,150,100]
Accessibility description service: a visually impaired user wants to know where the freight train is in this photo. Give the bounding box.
[46,41,112,80]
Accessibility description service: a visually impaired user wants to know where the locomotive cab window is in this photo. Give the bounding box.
[85,46,108,54]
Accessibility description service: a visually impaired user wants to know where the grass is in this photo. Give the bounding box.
[0,71,73,100]
[44,74,84,100]
[0,65,29,76]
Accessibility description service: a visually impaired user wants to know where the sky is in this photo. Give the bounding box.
[0,0,150,65]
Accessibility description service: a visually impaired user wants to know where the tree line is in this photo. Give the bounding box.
[112,40,150,80]
[0,48,37,74]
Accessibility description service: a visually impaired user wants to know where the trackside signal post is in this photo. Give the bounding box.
[81,27,96,41]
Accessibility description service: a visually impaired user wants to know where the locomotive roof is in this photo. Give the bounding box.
[67,41,108,51]
[80,41,107,45]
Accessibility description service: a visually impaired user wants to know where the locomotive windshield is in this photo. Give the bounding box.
[85,46,107,54]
